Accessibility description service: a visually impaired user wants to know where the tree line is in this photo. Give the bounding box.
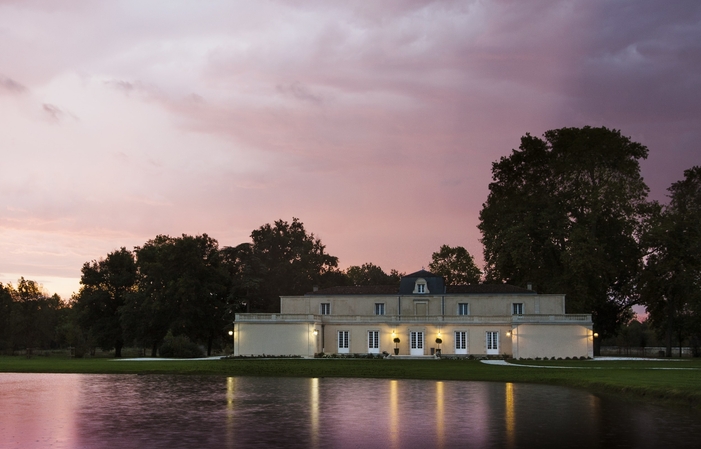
[0,217,481,357]
[2,126,698,358]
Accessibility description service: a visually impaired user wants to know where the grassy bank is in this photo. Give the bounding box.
[2,355,700,408]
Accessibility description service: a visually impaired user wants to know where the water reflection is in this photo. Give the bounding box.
[505,382,515,449]
[1,373,700,448]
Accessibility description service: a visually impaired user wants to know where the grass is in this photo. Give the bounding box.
[2,354,700,408]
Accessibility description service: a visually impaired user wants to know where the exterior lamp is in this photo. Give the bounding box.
[506,331,512,337]
[228,330,233,336]
[313,329,318,336]
[593,332,599,338]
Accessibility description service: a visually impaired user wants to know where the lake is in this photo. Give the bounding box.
[0,373,699,448]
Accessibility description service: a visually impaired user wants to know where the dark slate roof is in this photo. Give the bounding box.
[446,284,536,294]
[306,283,535,295]
[404,269,442,278]
[307,285,400,295]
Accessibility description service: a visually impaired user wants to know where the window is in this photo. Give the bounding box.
[374,303,385,315]
[486,331,499,355]
[455,331,467,354]
[338,331,349,353]
[368,331,379,353]
[320,303,330,315]
[413,278,429,294]
[458,303,469,315]
[512,303,523,315]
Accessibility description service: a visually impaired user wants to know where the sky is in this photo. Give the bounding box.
[1,0,700,301]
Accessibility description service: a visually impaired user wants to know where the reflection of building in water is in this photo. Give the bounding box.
[232,270,593,359]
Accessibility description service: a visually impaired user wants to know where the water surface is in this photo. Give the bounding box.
[0,373,698,448]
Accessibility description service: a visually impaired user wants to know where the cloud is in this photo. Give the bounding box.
[0,0,700,300]
[0,75,26,93]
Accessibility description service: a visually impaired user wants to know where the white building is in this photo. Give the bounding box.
[232,270,594,358]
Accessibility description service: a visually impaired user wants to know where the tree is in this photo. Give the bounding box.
[73,248,137,357]
[478,126,652,354]
[345,263,402,286]
[244,218,339,312]
[122,234,229,356]
[5,278,65,352]
[641,166,701,356]
[0,283,14,353]
[428,245,481,285]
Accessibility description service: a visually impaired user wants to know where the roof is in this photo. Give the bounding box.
[446,284,536,294]
[307,283,536,295]
[307,285,400,295]
[404,269,442,278]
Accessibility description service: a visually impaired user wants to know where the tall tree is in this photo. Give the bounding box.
[241,218,339,312]
[345,263,402,286]
[0,283,14,353]
[428,245,481,285]
[478,126,652,354]
[73,248,137,357]
[122,234,229,356]
[641,166,701,356]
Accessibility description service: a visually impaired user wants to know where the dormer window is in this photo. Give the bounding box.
[413,278,429,294]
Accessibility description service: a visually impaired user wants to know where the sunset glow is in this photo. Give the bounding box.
[1,1,699,299]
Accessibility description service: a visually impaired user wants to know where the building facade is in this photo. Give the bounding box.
[232,270,594,358]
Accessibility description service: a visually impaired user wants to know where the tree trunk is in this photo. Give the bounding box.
[665,326,673,357]
[207,335,213,357]
[115,340,123,358]
[151,340,158,357]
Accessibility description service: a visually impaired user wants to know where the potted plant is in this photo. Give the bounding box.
[435,337,442,356]
[393,337,400,355]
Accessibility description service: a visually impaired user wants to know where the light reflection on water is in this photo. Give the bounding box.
[0,373,700,448]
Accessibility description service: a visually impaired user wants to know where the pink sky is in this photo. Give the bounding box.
[1,0,700,302]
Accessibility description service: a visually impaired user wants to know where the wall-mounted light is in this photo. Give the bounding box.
[392,330,396,337]
[593,332,599,338]
[313,329,318,336]
[506,331,512,337]
[228,330,233,336]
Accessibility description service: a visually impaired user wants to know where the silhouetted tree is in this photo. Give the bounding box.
[641,166,701,356]
[345,263,402,286]
[428,245,481,285]
[479,126,652,354]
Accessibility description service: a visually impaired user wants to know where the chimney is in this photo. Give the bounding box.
[526,282,533,291]
[312,285,319,292]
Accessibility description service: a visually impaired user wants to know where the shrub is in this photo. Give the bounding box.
[159,332,204,358]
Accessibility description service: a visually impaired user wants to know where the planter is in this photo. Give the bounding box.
[393,348,399,355]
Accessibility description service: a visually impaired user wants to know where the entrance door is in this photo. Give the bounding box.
[410,331,424,356]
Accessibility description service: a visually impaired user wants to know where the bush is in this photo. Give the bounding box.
[159,332,204,358]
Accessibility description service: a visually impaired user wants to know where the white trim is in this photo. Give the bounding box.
[338,330,349,353]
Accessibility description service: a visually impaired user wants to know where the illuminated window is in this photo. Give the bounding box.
[320,303,330,315]
[338,330,349,353]
[458,303,469,315]
[375,303,385,315]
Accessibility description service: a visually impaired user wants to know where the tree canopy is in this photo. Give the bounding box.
[73,247,137,357]
[428,245,481,285]
[478,126,652,353]
[345,263,402,286]
[641,166,701,356]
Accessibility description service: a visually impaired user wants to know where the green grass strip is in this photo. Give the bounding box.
[2,356,700,408]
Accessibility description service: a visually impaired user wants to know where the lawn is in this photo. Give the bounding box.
[1,355,700,408]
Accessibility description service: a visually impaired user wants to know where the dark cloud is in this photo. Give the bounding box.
[0,75,26,93]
